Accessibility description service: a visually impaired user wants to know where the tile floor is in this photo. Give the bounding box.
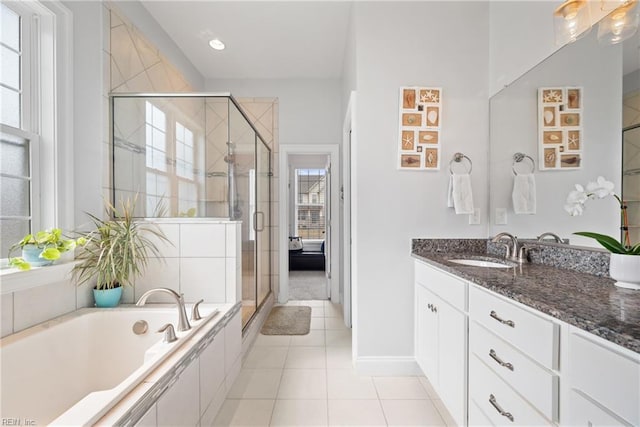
[213,300,455,426]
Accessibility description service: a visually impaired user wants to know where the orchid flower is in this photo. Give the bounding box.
[565,176,638,254]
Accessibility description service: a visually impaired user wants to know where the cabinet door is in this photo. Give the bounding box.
[156,359,200,427]
[568,390,632,427]
[415,284,438,384]
[437,298,467,427]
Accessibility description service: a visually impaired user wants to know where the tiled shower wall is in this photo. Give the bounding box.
[105,4,280,305]
[623,91,640,244]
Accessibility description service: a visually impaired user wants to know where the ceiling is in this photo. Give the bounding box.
[141,1,353,80]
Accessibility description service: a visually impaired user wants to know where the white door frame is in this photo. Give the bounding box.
[279,144,341,304]
[342,92,356,328]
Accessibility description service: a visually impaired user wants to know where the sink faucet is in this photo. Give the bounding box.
[537,232,563,243]
[491,232,519,261]
[136,288,191,332]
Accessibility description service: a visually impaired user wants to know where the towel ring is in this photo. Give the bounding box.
[512,153,535,176]
[449,152,472,175]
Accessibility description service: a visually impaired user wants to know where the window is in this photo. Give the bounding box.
[145,101,168,214]
[294,168,326,239]
[143,102,202,217]
[0,0,72,267]
[0,2,37,258]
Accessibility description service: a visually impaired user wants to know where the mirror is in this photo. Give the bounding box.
[489,24,640,247]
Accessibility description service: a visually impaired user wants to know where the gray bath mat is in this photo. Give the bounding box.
[261,306,311,335]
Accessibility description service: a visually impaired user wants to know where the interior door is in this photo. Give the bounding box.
[324,162,332,301]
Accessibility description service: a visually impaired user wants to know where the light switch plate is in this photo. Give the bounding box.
[469,208,481,225]
[495,208,508,225]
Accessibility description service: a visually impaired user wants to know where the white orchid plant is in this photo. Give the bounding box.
[564,176,639,255]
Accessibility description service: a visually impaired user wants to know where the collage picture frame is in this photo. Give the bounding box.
[538,87,583,170]
[398,86,442,170]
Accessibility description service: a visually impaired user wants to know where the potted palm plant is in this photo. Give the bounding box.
[72,197,170,307]
[8,228,79,270]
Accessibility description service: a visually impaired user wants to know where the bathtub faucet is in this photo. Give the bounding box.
[136,288,191,332]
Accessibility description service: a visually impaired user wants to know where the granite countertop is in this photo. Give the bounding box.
[412,245,640,354]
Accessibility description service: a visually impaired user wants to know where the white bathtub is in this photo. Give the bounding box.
[0,304,224,426]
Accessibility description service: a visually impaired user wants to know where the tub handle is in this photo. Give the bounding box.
[191,299,204,321]
[158,323,178,343]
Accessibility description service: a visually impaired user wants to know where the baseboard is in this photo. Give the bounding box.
[354,356,422,376]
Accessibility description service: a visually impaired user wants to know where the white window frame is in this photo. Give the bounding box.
[1,0,73,279]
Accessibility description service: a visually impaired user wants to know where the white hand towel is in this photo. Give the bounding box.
[451,174,474,215]
[447,175,454,208]
[512,174,536,214]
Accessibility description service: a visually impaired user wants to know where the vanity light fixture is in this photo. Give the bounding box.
[554,0,592,45]
[597,0,639,44]
[208,39,225,50]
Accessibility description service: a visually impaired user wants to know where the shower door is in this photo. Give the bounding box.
[256,140,271,309]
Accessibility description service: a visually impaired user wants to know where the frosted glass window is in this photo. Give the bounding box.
[1,134,28,176]
[1,219,29,257]
[1,176,30,217]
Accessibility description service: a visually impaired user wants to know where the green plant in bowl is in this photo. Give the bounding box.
[8,228,78,270]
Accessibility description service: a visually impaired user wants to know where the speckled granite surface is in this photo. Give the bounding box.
[412,240,640,354]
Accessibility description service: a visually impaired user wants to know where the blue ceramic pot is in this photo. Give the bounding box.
[93,286,123,307]
[22,244,53,267]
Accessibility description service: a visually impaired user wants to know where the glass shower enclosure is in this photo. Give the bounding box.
[110,93,271,329]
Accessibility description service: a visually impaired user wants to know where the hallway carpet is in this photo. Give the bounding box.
[288,271,328,300]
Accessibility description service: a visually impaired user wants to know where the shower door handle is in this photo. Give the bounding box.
[254,211,265,232]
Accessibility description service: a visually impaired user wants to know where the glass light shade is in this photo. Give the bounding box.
[554,0,592,46]
[597,0,639,44]
[600,0,635,12]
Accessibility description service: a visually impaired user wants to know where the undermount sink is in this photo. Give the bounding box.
[448,259,513,268]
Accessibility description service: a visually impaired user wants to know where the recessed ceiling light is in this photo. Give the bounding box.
[209,39,225,50]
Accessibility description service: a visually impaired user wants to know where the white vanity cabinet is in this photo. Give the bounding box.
[566,328,640,426]
[468,286,559,426]
[414,261,468,427]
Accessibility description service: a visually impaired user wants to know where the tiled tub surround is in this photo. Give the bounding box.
[0,303,237,426]
[411,239,640,353]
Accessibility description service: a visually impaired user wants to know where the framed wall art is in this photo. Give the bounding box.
[398,86,442,170]
[538,87,583,170]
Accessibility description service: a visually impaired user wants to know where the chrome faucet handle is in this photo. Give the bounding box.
[158,323,178,343]
[191,299,204,321]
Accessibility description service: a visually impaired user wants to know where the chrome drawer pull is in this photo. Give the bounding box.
[489,394,514,422]
[490,310,515,328]
[489,349,514,371]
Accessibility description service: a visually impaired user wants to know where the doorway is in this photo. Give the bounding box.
[278,144,341,307]
[288,157,330,300]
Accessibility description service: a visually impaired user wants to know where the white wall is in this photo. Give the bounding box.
[206,79,342,145]
[352,1,490,363]
[64,1,105,228]
[489,1,610,97]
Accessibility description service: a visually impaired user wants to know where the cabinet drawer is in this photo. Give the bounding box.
[469,354,552,426]
[415,261,467,311]
[569,330,640,426]
[470,321,558,422]
[469,286,559,369]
